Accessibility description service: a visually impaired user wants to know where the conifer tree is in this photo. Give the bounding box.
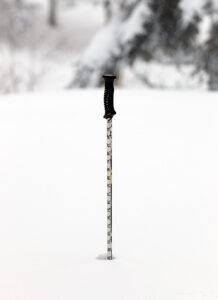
[70,0,200,87]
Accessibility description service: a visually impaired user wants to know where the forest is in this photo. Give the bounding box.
[0,0,217,92]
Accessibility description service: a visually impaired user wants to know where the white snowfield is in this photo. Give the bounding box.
[0,89,218,300]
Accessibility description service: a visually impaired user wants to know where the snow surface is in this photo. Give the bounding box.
[0,89,218,300]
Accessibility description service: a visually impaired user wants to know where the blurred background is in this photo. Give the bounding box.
[0,0,217,93]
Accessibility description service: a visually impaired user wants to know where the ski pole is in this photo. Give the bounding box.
[102,74,116,260]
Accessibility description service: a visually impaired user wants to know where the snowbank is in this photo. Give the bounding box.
[0,90,217,300]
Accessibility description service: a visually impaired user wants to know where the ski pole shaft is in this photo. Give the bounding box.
[102,75,116,260]
[107,118,112,259]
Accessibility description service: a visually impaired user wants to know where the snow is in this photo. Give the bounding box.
[121,60,208,89]
[120,2,150,44]
[34,2,104,90]
[197,15,212,45]
[0,2,104,93]
[180,0,205,23]
[0,89,218,300]
[79,16,121,69]
[74,2,151,87]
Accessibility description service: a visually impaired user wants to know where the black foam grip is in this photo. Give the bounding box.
[103,75,116,119]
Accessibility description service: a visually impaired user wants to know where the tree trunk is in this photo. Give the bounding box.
[48,0,58,27]
[104,0,112,23]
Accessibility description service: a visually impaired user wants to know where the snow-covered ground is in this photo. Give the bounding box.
[0,89,218,300]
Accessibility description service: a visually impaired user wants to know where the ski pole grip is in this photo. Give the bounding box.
[103,75,116,119]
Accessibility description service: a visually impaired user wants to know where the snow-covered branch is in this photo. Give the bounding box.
[71,1,150,87]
